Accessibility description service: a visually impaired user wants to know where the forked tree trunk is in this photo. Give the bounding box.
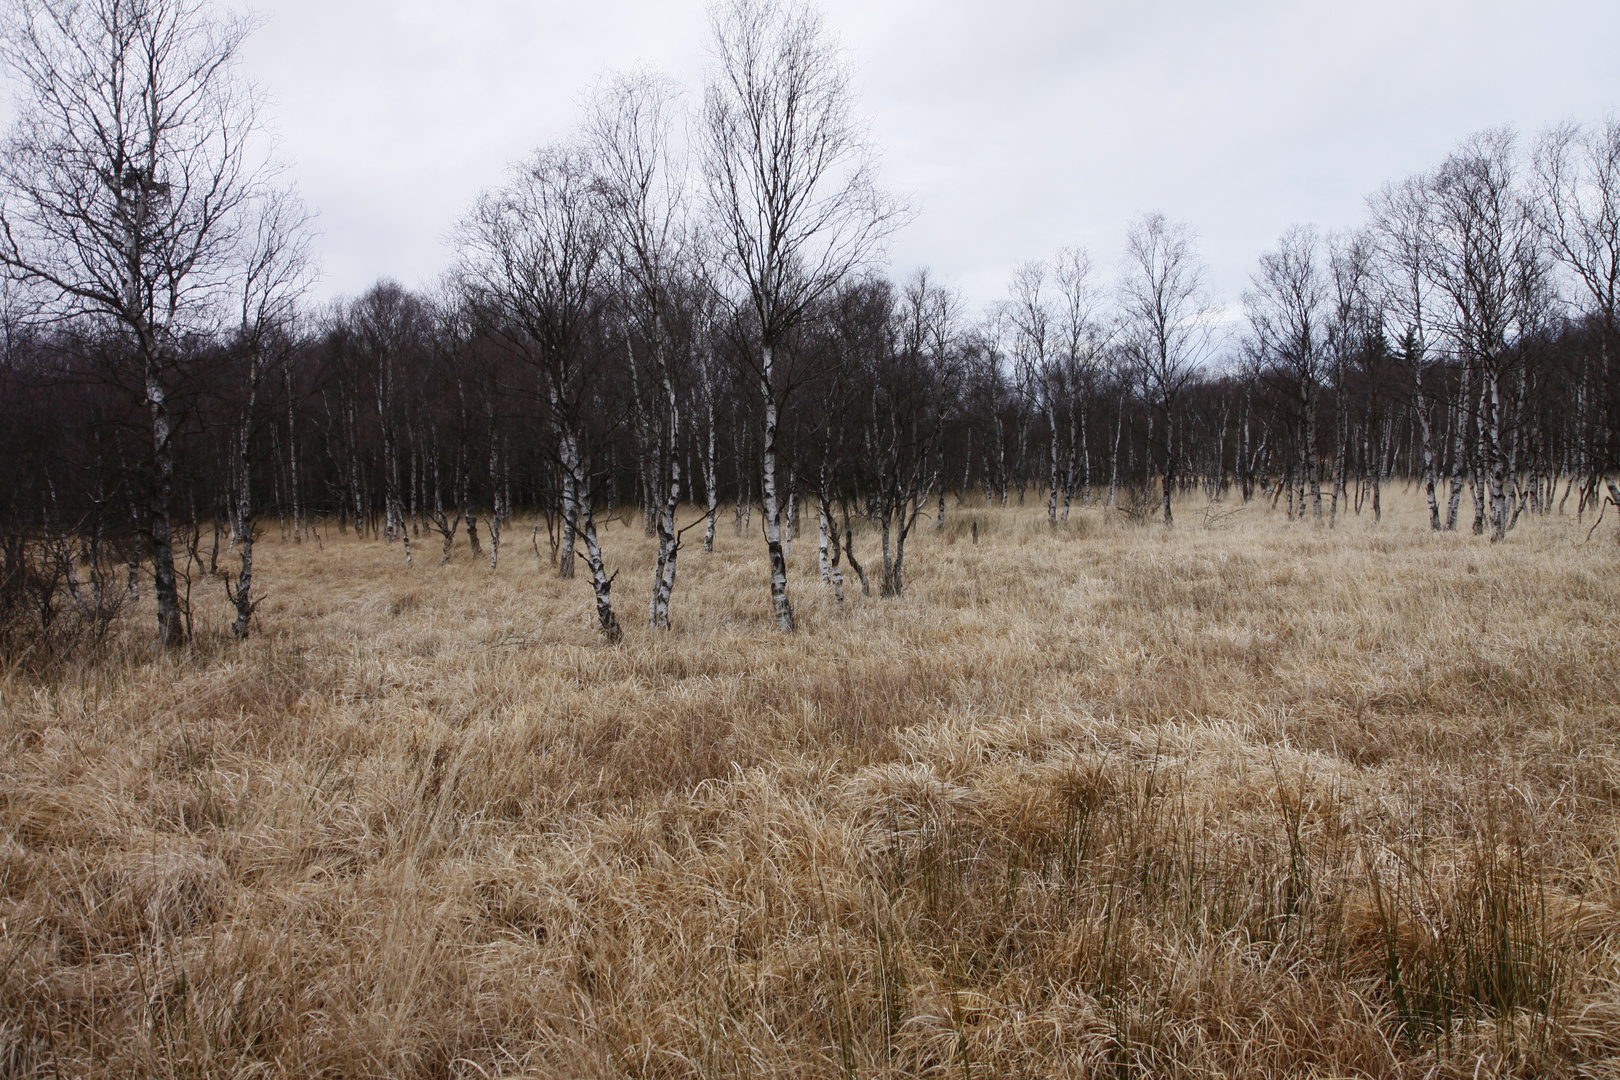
[579,504,622,644]
[842,507,870,597]
[880,491,921,598]
[817,490,844,608]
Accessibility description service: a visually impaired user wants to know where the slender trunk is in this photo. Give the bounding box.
[816,498,829,582]
[1445,387,1466,531]
[842,506,870,597]
[231,361,261,638]
[1109,394,1123,507]
[408,435,420,538]
[961,428,974,505]
[995,413,1008,508]
[127,500,141,599]
[380,350,403,547]
[489,428,503,570]
[1414,374,1440,530]
[1046,404,1060,526]
[784,484,795,559]
[145,361,184,646]
[1482,362,1509,542]
[822,492,845,608]
[1369,417,1383,523]
[1161,398,1175,526]
[703,380,718,553]
[579,503,622,644]
[1304,380,1322,521]
[284,356,301,543]
[879,500,894,596]
[1469,370,1487,536]
[1079,402,1091,503]
[626,332,657,539]
[558,429,579,579]
[1331,361,1347,525]
[884,488,921,597]
[760,344,794,632]
[649,335,682,630]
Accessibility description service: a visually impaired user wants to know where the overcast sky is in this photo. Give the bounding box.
[239,0,1620,316]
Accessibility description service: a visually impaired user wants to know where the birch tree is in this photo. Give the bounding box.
[874,269,960,595]
[1118,213,1212,525]
[456,143,623,642]
[1245,225,1329,521]
[1534,118,1620,516]
[0,0,283,646]
[1005,260,1059,524]
[1427,129,1546,542]
[1053,246,1105,513]
[1370,174,1446,529]
[1326,230,1377,525]
[586,69,691,629]
[346,281,431,563]
[225,191,311,638]
[699,0,903,632]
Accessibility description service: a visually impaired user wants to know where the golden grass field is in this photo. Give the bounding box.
[4,490,1620,1078]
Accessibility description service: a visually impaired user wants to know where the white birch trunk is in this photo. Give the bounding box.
[760,344,794,632]
[703,379,718,553]
[817,500,832,583]
[558,428,580,580]
[579,505,622,644]
[1046,403,1060,526]
[648,342,681,631]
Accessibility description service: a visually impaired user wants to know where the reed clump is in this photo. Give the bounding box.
[3,490,1619,1078]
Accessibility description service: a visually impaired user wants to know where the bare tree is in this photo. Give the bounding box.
[875,269,959,595]
[1246,224,1329,521]
[0,0,281,645]
[585,68,691,630]
[346,282,432,565]
[699,0,904,632]
[456,143,623,642]
[1427,128,1547,542]
[1369,173,1445,529]
[1533,117,1620,515]
[1052,246,1106,513]
[226,191,312,638]
[1118,213,1213,525]
[1326,229,1378,525]
[1005,260,1058,524]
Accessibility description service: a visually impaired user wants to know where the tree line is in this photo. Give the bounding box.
[1,0,1617,655]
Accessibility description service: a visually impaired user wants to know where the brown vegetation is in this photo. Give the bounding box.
[4,492,1620,1078]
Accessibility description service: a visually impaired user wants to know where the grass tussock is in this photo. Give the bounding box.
[3,490,1620,1078]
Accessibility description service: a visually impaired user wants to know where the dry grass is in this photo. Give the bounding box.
[4,490,1620,1078]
